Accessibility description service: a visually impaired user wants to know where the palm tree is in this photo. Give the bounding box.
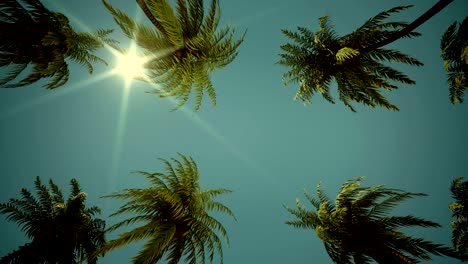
[449,177,468,261]
[285,177,455,263]
[0,0,117,89]
[0,176,106,264]
[441,17,468,104]
[98,153,236,264]
[102,0,245,111]
[278,1,454,112]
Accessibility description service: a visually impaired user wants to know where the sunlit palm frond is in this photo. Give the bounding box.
[279,6,423,112]
[103,0,245,111]
[100,153,235,264]
[286,177,455,263]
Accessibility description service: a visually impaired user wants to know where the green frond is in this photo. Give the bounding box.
[106,222,173,256]
[367,48,423,66]
[104,0,242,110]
[356,6,413,33]
[102,154,234,263]
[278,6,423,112]
[449,176,468,259]
[379,215,441,229]
[368,191,426,218]
[0,63,27,85]
[205,200,237,221]
[146,0,183,47]
[1,176,105,263]
[286,177,454,262]
[175,0,190,32]
[202,0,220,35]
[1,1,114,90]
[441,17,468,105]
[336,47,360,64]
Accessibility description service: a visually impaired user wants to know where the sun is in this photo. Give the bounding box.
[112,43,148,85]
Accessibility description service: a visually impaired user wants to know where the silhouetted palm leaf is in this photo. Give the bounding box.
[441,17,468,104]
[0,0,117,89]
[449,177,468,261]
[102,0,245,111]
[285,177,455,263]
[98,153,235,264]
[0,177,106,264]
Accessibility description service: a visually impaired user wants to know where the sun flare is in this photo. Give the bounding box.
[112,44,147,84]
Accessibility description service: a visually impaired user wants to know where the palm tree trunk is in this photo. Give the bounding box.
[362,0,454,52]
[135,0,169,37]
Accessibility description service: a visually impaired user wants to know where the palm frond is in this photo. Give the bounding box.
[279,6,423,112]
[449,176,468,260]
[102,154,234,264]
[286,177,454,263]
[441,17,468,105]
[0,176,105,263]
[0,1,115,90]
[103,0,244,111]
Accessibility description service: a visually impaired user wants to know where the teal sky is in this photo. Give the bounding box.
[1,0,467,263]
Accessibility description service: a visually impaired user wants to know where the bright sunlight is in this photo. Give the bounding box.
[112,43,147,85]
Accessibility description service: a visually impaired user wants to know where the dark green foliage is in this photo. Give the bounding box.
[0,0,116,89]
[98,153,235,264]
[0,176,106,264]
[103,0,245,111]
[441,17,468,104]
[278,6,423,112]
[450,177,468,261]
[285,177,455,263]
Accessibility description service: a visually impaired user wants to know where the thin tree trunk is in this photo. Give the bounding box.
[135,0,168,36]
[362,0,454,52]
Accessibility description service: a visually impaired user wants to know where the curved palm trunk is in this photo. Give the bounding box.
[362,0,454,52]
[135,0,168,37]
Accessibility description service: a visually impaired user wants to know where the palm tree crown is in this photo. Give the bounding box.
[99,153,236,264]
[441,17,468,104]
[449,177,468,261]
[102,0,245,111]
[0,176,106,264]
[285,177,455,263]
[0,0,116,89]
[278,6,425,112]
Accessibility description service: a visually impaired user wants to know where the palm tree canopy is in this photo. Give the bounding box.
[449,176,468,261]
[441,17,468,104]
[99,153,236,264]
[278,6,424,112]
[0,0,117,89]
[0,176,106,264]
[285,177,455,263]
[102,0,245,111]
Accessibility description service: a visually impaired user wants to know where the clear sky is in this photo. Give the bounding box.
[1,0,467,263]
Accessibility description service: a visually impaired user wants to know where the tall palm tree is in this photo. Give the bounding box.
[102,0,245,111]
[285,177,455,263]
[449,177,468,261]
[0,176,106,264]
[441,17,468,105]
[278,1,454,112]
[98,153,236,264]
[0,0,117,89]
